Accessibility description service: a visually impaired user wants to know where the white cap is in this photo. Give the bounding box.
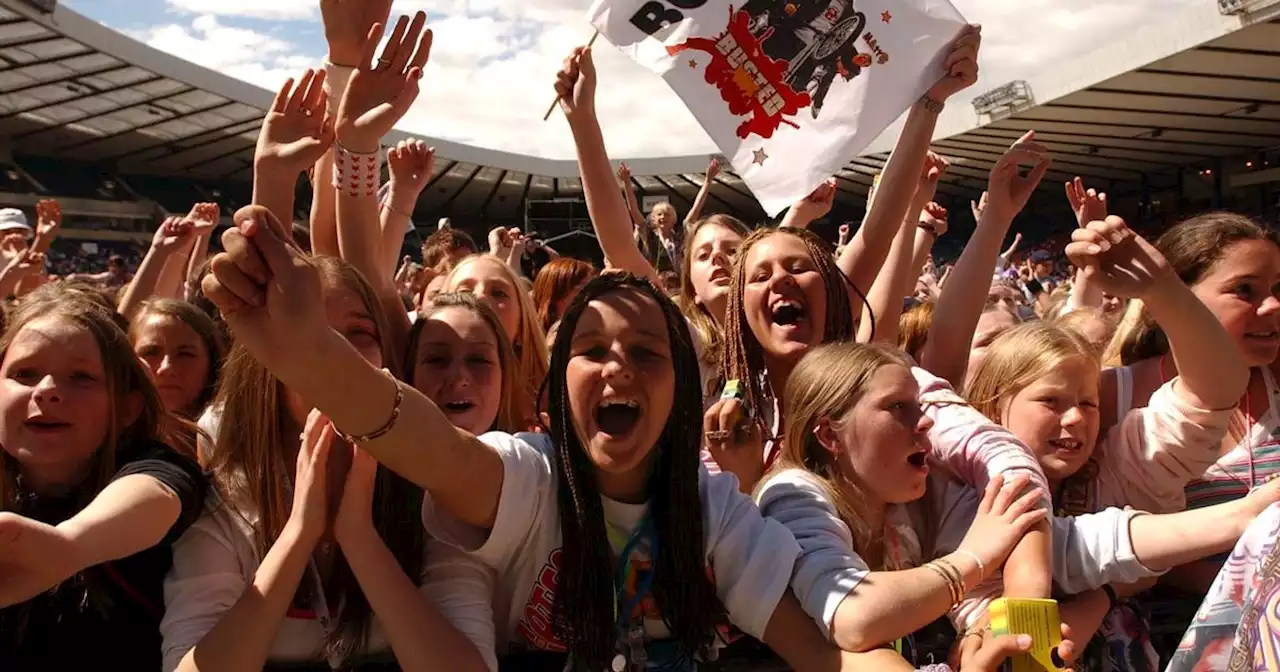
[0,208,31,234]
[438,217,450,230]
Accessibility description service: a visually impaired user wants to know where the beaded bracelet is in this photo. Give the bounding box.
[332,143,382,199]
[332,368,403,444]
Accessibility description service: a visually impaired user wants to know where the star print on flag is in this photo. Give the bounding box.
[588,0,967,215]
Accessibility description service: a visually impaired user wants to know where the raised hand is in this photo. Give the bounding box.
[970,191,988,222]
[789,177,838,223]
[1065,176,1107,228]
[34,199,61,239]
[256,70,335,180]
[838,223,851,245]
[920,150,949,195]
[335,11,432,153]
[151,216,195,251]
[955,473,1047,579]
[985,131,1050,222]
[706,157,721,180]
[320,0,394,67]
[920,202,948,237]
[289,409,337,544]
[488,226,512,257]
[0,249,45,289]
[554,46,596,120]
[187,202,220,235]
[1066,215,1172,300]
[616,162,632,184]
[202,205,327,367]
[927,24,981,102]
[703,395,766,492]
[387,139,435,197]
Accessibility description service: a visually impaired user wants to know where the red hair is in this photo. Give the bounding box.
[532,257,596,333]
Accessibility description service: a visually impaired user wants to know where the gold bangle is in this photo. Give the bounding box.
[332,368,403,444]
[934,557,967,595]
[923,562,960,605]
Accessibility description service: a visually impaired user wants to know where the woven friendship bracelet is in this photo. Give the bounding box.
[332,143,382,199]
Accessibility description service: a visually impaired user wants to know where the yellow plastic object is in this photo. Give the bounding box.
[987,598,1064,672]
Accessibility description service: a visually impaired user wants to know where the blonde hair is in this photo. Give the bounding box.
[898,301,935,361]
[1100,298,1151,367]
[1055,307,1117,355]
[445,255,549,410]
[773,341,914,568]
[677,215,750,372]
[407,292,531,432]
[964,321,1099,423]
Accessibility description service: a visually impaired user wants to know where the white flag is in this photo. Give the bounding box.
[588,0,966,216]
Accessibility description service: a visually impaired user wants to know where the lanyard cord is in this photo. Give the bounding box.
[609,513,658,631]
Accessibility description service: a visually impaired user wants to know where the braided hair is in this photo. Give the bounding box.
[721,227,858,421]
[540,272,724,671]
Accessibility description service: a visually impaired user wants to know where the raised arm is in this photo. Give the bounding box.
[617,163,648,232]
[778,178,837,231]
[332,427,494,672]
[1060,177,1107,313]
[202,206,504,530]
[558,48,663,287]
[838,25,981,296]
[919,133,1049,386]
[684,158,720,228]
[1067,216,1248,410]
[174,415,332,672]
[381,139,434,275]
[118,216,199,321]
[30,198,61,256]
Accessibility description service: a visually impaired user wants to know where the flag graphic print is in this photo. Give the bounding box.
[587,0,966,216]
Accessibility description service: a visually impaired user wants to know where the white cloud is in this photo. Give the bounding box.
[130,0,1205,159]
[165,0,317,20]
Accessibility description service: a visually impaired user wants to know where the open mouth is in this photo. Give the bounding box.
[26,417,71,432]
[443,400,476,413]
[769,299,807,328]
[906,450,928,470]
[1245,331,1279,343]
[1048,438,1083,453]
[595,399,641,437]
[709,267,731,284]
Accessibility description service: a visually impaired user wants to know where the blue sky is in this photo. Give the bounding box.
[61,0,1204,159]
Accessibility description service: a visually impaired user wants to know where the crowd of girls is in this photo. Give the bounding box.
[3,2,1280,672]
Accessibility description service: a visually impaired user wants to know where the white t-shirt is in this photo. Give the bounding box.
[162,492,498,671]
[422,431,800,657]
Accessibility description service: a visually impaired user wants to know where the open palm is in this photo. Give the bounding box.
[257,70,334,178]
[336,12,433,153]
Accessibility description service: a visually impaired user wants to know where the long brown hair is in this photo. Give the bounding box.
[722,227,856,420]
[129,298,226,418]
[405,292,530,432]
[532,257,596,333]
[209,256,423,662]
[677,214,750,369]
[1106,212,1280,364]
[774,341,913,567]
[0,285,173,643]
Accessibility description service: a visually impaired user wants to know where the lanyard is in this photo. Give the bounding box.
[610,513,658,631]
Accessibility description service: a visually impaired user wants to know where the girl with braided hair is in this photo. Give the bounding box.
[199,201,891,671]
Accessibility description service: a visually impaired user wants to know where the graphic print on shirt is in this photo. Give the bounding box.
[515,546,664,652]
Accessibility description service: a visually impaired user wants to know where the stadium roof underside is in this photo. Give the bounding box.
[1,0,1279,223]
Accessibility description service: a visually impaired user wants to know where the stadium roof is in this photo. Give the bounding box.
[1,0,1279,222]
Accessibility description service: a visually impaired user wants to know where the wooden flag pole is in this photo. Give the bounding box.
[543,29,601,121]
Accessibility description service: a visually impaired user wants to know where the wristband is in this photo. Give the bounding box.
[332,143,382,199]
[919,95,945,115]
